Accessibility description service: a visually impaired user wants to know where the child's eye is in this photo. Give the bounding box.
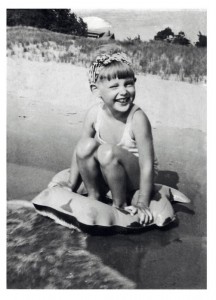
[125,79,135,85]
[125,82,134,87]
[109,85,118,89]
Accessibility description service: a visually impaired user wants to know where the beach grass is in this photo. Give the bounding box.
[7,26,207,83]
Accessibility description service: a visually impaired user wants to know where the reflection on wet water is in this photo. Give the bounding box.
[85,224,206,289]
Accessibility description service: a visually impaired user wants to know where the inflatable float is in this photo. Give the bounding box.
[32,169,191,235]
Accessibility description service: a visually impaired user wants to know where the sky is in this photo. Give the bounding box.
[74,9,207,44]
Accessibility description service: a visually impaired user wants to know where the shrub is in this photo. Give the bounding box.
[195,32,207,47]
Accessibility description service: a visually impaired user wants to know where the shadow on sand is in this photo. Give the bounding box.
[156,170,179,189]
[156,170,195,216]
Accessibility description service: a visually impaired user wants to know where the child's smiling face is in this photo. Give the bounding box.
[96,77,136,114]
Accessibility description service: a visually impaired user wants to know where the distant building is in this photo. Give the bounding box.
[87,30,115,40]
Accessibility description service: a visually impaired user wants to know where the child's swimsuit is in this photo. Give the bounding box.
[94,103,159,174]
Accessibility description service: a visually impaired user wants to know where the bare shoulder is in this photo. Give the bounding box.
[81,103,101,137]
[85,103,101,124]
[132,107,152,133]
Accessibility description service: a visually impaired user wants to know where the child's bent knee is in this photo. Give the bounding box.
[97,144,119,167]
[76,138,98,159]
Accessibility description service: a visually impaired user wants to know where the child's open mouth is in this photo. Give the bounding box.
[115,98,130,104]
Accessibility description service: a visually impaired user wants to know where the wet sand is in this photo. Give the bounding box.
[7,58,206,289]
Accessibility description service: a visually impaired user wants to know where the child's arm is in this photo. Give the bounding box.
[132,110,154,224]
[68,149,82,192]
[68,104,99,191]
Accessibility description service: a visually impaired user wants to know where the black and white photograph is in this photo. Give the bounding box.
[4,0,213,294]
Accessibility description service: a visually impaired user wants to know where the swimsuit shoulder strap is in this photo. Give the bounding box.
[125,104,140,136]
[119,105,140,143]
[94,102,104,132]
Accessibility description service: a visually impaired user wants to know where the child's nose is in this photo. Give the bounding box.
[119,86,128,95]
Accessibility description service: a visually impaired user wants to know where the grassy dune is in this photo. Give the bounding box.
[7,26,206,83]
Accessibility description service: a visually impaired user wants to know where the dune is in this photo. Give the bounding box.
[7,57,206,288]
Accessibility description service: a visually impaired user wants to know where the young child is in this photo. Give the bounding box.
[67,52,158,225]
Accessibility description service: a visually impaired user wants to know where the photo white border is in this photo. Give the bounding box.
[1,1,215,300]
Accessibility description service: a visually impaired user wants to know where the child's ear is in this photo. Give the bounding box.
[90,84,101,97]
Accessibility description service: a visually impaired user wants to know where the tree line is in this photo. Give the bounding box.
[7,10,207,47]
[7,9,88,36]
[154,27,207,47]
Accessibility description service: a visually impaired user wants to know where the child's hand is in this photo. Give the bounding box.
[124,205,153,226]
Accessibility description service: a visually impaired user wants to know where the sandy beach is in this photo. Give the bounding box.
[7,57,206,288]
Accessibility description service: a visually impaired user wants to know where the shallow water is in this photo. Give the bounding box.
[7,126,206,289]
[7,203,206,289]
[7,206,136,289]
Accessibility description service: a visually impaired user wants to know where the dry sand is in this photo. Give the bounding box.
[7,57,207,289]
[7,58,206,199]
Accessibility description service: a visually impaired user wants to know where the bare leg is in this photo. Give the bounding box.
[101,154,127,208]
[97,144,140,208]
[76,138,108,200]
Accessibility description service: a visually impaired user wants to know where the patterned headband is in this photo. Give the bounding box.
[88,52,132,87]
